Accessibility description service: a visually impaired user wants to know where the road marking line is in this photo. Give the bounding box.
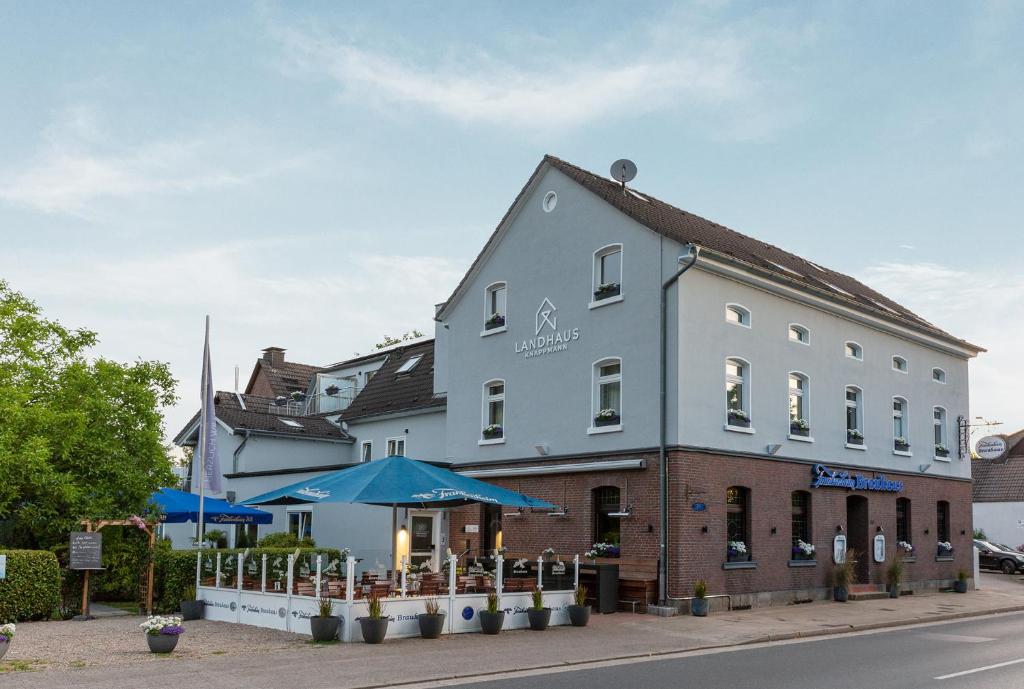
[935,657,1024,680]
[918,632,997,643]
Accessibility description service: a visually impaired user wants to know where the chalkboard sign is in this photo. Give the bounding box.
[70,532,103,570]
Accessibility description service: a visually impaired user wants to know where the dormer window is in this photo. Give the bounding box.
[788,324,809,344]
[932,368,946,383]
[845,342,863,360]
[892,356,908,373]
[484,282,507,331]
[592,245,623,304]
[396,354,423,375]
[725,304,750,328]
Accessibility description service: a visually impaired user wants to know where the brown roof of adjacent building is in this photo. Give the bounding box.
[340,339,445,422]
[174,391,352,445]
[244,347,323,399]
[441,155,982,353]
[973,430,1024,502]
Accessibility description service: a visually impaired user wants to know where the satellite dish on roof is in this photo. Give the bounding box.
[610,159,637,185]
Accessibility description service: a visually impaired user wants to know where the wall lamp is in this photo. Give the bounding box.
[876,526,884,533]
[770,526,777,535]
[701,525,708,533]
[836,525,844,533]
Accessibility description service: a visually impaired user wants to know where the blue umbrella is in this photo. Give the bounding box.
[151,487,273,525]
[240,455,555,509]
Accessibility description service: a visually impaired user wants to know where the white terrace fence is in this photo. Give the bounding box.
[196,552,580,642]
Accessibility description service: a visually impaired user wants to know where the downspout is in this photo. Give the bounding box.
[233,431,250,474]
[659,243,699,606]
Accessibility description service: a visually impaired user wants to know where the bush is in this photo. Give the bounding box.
[0,550,61,621]
[257,532,315,548]
[204,530,228,549]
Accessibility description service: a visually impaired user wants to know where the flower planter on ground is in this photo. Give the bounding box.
[691,598,708,616]
[147,633,180,654]
[180,599,205,621]
[527,608,551,631]
[479,610,505,635]
[567,605,590,627]
[141,616,184,654]
[310,616,340,642]
[418,613,446,639]
[0,624,14,660]
[0,640,8,661]
[833,586,849,602]
[358,617,390,644]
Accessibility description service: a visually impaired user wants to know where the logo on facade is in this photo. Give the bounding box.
[536,298,557,335]
[515,297,581,359]
[297,487,330,500]
[810,464,904,493]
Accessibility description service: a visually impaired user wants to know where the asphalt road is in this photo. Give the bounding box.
[449,613,1024,689]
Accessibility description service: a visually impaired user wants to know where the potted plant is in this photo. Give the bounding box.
[894,437,910,452]
[584,542,619,559]
[790,418,810,437]
[567,585,590,627]
[179,585,205,621]
[691,580,709,617]
[140,615,185,654]
[310,597,340,642]
[954,570,969,594]
[527,589,551,631]
[727,408,750,428]
[937,541,954,558]
[727,540,749,562]
[594,281,620,300]
[485,313,506,330]
[847,429,864,445]
[886,558,904,598]
[897,540,915,557]
[479,590,505,635]
[935,444,950,458]
[358,593,390,644]
[324,384,340,396]
[482,424,503,440]
[418,598,446,639]
[0,623,14,660]
[792,539,816,561]
[594,409,621,427]
[832,550,857,602]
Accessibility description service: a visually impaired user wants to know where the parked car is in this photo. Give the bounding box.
[974,540,1024,574]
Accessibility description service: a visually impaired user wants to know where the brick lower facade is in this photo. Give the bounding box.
[450,450,973,608]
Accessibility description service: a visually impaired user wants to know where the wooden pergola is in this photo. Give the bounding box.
[78,518,157,617]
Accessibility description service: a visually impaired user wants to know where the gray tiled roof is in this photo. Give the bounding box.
[340,339,445,422]
[174,391,352,445]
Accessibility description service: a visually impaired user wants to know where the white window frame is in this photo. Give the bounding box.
[788,371,813,443]
[788,323,810,345]
[386,436,407,457]
[396,355,423,375]
[725,304,751,329]
[480,379,506,445]
[892,396,911,456]
[360,440,372,463]
[287,509,313,540]
[844,341,863,361]
[590,244,624,309]
[482,281,508,337]
[933,406,949,461]
[724,356,754,433]
[932,367,946,384]
[845,385,865,450]
[892,355,908,374]
[589,357,623,434]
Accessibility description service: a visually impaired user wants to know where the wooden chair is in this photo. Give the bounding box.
[369,581,393,599]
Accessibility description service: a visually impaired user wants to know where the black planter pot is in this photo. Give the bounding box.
[479,610,505,635]
[888,586,900,598]
[691,598,709,617]
[789,426,810,437]
[847,434,864,445]
[728,416,750,428]
[0,640,10,661]
[180,599,205,621]
[418,613,446,639]
[147,633,180,654]
[833,586,849,602]
[595,415,620,427]
[485,317,505,330]
[567,605,591,627]
[594,285,620,300]
[936,448,949,458]
[954,580,968,593]
[358,617,390,644]
[527,608,551,631]
[310,616,340,642]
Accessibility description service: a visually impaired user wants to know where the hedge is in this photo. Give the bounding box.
[152,547,341,614]
[0,550,61,622]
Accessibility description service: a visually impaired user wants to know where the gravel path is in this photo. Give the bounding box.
[0,616,309,673]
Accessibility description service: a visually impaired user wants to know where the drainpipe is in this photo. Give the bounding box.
[233,431,250,473]
[659,243,699,606]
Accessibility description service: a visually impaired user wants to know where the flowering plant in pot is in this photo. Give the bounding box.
[727,408,750,428]
[937,541,954,558]
[584,542,619,559]
[897,540,914,556]
[594,281,620,299]
[954,570,969,594]
[792,540,816,561]
[485,312,505,330]
[594,408,620,427]
[831,551,858,602]
[311,597,340,642]
[0,623,15,660]
[180,585,204,621]
[893,436,910,452]
[727,540,749,562]
[691,580,709,617]
[358,593,390,644]
[482,424,503,440]
[886,557,904,598]
[418,598,446,639]
[140,615,185,654]
[479,590,505,635]
[847,429,864,445]
[527,589,551,631]
[935,444,949,458]
[567,585,590,627]
[790,418,810,436]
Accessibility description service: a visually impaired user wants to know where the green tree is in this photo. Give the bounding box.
[0,280,177,548]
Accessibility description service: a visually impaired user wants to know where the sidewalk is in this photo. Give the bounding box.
[4,574,1024,689]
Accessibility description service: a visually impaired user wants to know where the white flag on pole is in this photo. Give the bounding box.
[200,316,222,494]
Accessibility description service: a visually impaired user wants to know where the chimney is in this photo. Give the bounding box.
[261,346,286,367]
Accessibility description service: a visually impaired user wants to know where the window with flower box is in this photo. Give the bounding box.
[591,358,622,431]
[896,497,912,553]
[725,358,751,429]
[893,397,910,453]
[593,486,621,557]
[936,501,952,558]
[845,386,863,446]
[727,486,751,562]
[788,372,809,437]
[481,379,505,442]
[791,491,814,560]
[933,407,949,459]
[483,282,507,332]
[593,245,623,303]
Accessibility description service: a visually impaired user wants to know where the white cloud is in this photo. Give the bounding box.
[858,261,1024,435]
[0,106,311,216]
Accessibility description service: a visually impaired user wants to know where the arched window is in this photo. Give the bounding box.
[892,355,908,373]
[936,500,951,545]
[725,304,751,328]
[593,486,621,555]
[788,324,810,344]
[726,358,751,428]
[932,368,946,384]
[726,486,751,561]
[896,498,912,548]
[593,244,623,302]
[893,397,910,452]
[788,372,809,436]
[484,282,507,331]
[791,491,813,560]
[481,379,505,441]
[934,407,949,459]
[592,357,622,430]
[845,341,863,360]
[845,386,863,445]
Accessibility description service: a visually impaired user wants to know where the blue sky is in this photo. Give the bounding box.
[1,1,1021,442]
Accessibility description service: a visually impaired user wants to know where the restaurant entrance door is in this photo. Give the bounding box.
[846,495,870,583]
[409,511,439,571]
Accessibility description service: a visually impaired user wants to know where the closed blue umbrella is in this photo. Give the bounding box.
[240,455,555,509]
[151,488,273,525]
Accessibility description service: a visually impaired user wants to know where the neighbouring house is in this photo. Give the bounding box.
[972,430,1024,549]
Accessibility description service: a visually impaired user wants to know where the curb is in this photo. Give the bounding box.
[352,604,1024,689]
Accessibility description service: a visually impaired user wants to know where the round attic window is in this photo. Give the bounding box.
[542,191,558,213]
